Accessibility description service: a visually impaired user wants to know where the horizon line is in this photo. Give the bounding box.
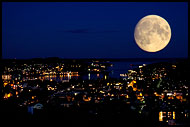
[2,57,188,60]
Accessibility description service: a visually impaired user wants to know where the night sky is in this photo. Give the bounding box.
[2,2,188,59]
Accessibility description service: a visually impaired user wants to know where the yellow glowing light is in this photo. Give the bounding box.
[159,111,163,121]
[83,97,91,102]
[4,93,12,99]
[133,87,137,91]
[173,112,175,119]
[125,95,129,98]
[176,96,183,100]
[154,92,159,96]
[172,65,176,68]
[7,93,11,98]
[100,91,105,94]
[32,96,36,99]
[137,97,142,100]
[3,82,8,87]
[168,96,174,99]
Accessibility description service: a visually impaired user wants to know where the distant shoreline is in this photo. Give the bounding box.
[2,57,187,61]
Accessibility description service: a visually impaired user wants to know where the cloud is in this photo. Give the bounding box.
[63,29,120,34]
[100,30,120,33]
[64,29,89,33]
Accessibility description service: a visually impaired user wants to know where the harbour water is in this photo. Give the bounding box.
[4,58,181,82]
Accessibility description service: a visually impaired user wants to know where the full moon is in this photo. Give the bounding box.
[134,15,171,52]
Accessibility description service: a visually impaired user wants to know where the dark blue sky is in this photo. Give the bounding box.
[2,2,188,59]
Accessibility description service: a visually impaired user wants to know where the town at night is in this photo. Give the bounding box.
[1,2,189,126]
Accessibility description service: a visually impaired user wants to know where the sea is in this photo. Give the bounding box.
[82,58,180,80]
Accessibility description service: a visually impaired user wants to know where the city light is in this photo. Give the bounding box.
[1,58,190,125]
[159,111,163,121]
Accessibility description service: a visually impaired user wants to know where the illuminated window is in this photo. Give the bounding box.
[173,112,175,119]
[159,111,163,121]
[168,112,172,119]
